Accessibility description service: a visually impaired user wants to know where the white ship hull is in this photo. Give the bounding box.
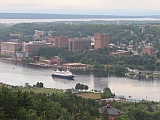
[51,70,75,79]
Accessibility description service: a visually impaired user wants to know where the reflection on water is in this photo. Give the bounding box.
[1,60,160,101]
[52,77,74,84]
[126,74,154,82]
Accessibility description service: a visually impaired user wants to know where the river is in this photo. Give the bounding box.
[0,18,159,24]
[0,60,160,101]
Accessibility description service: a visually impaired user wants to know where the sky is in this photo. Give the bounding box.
[0,0,160,15]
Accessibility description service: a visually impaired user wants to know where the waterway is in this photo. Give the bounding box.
[1,60,160,101]
[0,18,159,24]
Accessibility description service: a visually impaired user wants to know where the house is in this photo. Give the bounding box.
[98,102,124,120]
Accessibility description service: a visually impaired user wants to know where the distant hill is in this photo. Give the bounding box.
[0,13,160,19]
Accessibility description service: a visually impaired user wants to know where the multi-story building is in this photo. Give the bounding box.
[1,42,21,54]
[9,33,23,39]
[54,36,69,48]
[94,33,109,49]
[22,41,51,54]
[68,38,91,51]
[142,46,157,56]
[34,30,45,37]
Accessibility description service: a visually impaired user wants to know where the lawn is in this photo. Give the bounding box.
[17,87,64,94]
[76,92,101,99]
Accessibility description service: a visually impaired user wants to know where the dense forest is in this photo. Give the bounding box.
[0,87,99,120]
[1,86,160,120]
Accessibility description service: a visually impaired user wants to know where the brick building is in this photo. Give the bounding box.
[9,33,23,39]
[54,36,69,48]
[142,46,157,56]
[98,102,124,120]
[1,42,21,54]
[48,37,55,43]
[94,33,109,49]
[50,57,66,66]
[68,38,91,51]
[34,30,45,37]
[22,41,51,54]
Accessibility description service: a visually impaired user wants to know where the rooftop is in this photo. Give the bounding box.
[62,63,86,66]
[69,38,91,42]
[98,106,124,115]
[2,42,20,45]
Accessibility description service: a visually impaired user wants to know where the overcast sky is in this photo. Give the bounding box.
[0,0,160,14]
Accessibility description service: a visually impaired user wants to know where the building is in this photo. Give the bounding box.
[22,41,51,54]
[62,63,88,69]
[1,42,21,54]
[48,37,55,43]
[32,56,40,61]
[16,51,28,58]
[98,102,124,120]
[94,33,109,49]
[109,43,115,48]
[142,46,157,56]
[126,98,145,103]
[9,33,23,39]
[54,36,69,48]
[68,38,91,51]
[0,40,4,53]
[50,57,66,66]
[109,50,130,56]
[34,30,45,37]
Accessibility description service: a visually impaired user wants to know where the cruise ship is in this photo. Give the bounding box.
[51,70,75,79]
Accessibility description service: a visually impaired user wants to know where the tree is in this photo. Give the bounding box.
[101,87,114,99]
[75,83,89,90]
[17,108,29,120]
[59,108,70,120]
[102,108,109,120]
[84,85,89,90]
[0,107,6,120]
[75,83,81,90]
[36,82,44,88]
[36,82,40,87]
[39,82,44,88]
[25,83,29,87]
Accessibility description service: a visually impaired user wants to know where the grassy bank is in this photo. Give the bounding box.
[76,92,101,99]
[14,87,64,94]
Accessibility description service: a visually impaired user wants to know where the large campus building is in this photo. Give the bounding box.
[1,42,21,54]
[94,33,109,49]
[54,36,69,48]
[68,38,92,51]
[142,46,157,56]
[22,41,51,54]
